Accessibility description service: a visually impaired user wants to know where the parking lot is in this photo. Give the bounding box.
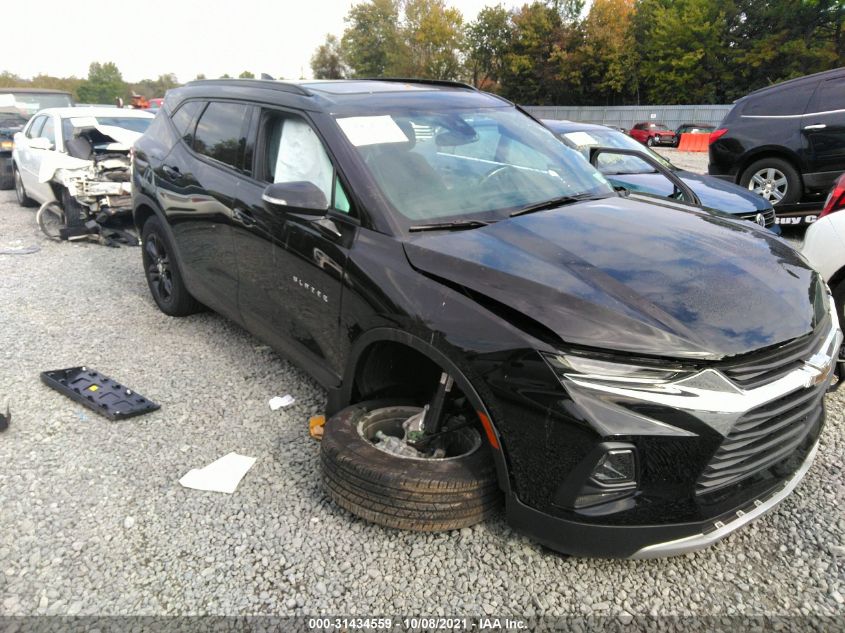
[0,170,843,621]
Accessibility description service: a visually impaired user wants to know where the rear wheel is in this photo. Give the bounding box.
[14,167,35,207]
[740,158,802,206]
[321,403,501,531]
[141,216,201,316]
[646,136,655,147]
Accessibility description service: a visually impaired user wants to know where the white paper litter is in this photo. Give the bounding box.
[336,115,408,146]
[178,452,256,494]
[269,395,295,410]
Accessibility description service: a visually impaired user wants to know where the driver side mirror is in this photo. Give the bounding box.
[262,181,328,215]
[29,137,54,151]
[588,146,701,206]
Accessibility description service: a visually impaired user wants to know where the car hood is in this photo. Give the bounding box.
[403,198,817,360]
[677,170,771,213]
[609,170,772,215]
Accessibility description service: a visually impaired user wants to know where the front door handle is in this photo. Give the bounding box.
[803,124,827,130]
[233,207,256,226]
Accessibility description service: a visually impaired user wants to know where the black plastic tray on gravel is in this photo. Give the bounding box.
[41,367,160,420]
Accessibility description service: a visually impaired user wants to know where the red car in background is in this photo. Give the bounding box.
[629,122,676,147]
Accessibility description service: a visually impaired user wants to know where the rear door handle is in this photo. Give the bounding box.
[233,207,256,226]
[803,124,827,130]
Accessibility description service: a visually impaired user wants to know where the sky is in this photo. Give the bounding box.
[3,0,528,84]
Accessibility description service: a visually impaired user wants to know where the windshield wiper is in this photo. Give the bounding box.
[509,193,610,218]
[409,220,490,232]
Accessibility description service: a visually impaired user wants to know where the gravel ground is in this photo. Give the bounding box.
[0,189,844,621]
[653,147,709,174]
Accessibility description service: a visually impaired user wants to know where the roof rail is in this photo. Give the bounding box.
[185,78,313,97]
[367,78,478,91]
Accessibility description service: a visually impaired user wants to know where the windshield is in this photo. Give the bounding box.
[648,124,669,131]
[93,116,153,133]
[0,92,73,120]
[558,127,673,173]
[335,108,614,223]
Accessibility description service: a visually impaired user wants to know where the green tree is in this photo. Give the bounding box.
[500,2,564,104]
[77,62,126,104]
[342,0,403,77]
[577,0,637,104]
[239,70,255,79]
[730,0,844,100]
[311,34,347,78]
[131,73,180,98]
[633,0,736,103]
[401,0,465,79]
[465,5,512,89]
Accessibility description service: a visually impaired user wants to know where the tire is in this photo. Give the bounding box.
[740,158,802,206]
[320,403,501,531]
[14,166,35,207]
[646,136,655,147]
[60,187,85,227]
[141,215,202,316]
[0,156,13,190]
[36,201,65,240]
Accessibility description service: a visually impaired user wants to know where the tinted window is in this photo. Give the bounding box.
[27,115,46,138]
[171,101,204,142]
[743,82,817,116]
[193,102,248,169]
[813,79,845,113]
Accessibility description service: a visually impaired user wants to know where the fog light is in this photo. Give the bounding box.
[591,449,636,485]
[570,444,638,509]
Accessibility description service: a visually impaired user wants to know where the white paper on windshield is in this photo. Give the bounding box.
[563,131,598,147]
[337,115,408,146]
[69,116,98,128]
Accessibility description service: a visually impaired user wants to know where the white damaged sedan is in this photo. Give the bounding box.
[12,107,153,226]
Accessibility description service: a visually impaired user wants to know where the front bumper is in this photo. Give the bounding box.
[499,298,841,558]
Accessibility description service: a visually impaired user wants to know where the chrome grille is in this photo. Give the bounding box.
[696,383,824,495]
[718,327,825,389]
[738,208,776,227]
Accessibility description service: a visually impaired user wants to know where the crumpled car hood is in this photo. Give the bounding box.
[403,197,817,360]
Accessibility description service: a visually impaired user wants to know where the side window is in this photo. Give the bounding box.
[171,100,204,143]
[27,115,46,139]
[193,101,249,169]
[744,82,817,116]
[41,116,56,146]
[813,79,845,113]
[262,113,337,208]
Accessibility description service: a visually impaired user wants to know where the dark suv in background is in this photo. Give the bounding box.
[709,67,845,222]
[0,88,73,189]
[132,78,840,558]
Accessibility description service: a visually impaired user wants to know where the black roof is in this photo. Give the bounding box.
[167,78,510,115]
[745,66,845,98]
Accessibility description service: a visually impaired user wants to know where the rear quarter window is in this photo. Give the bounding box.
[743,82,818,116]
[811,78,845,113]
[170,100,204,143]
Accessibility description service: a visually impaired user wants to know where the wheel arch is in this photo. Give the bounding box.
[328,327,513,495]
[735,148,804,185]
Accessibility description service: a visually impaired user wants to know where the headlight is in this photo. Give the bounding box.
[543,352,690,386]
[0,140,13,151]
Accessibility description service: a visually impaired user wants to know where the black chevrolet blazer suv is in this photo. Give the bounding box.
[132,79,841,558]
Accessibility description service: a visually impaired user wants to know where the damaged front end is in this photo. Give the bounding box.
[38,123,140,245]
